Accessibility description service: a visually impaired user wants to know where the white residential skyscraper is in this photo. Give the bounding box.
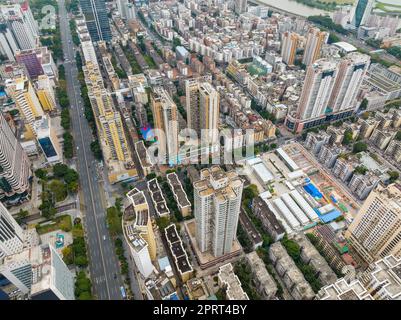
[286,52,370,133]
[185,80,219,145]
[0,3,39,51]
[281,32,300,66]
[328,52,370,113]
[194,166,244,257]
[0,112,31,199]
[302,28,328,66]
[345,184,401,263]
[289,59,337,132]
[150,87,179,165]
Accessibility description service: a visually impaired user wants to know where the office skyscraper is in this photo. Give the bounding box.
[353,0,374,28]
[0,201,24,258]
[194,166,243,257]
[281,32,300,66]
[185,80,219,145]
[328,52,370,113]
[302,28,328,66]
[79,0,112,42]
[345,184,401,264]
[150,87,179,165]
[0,111,31,199]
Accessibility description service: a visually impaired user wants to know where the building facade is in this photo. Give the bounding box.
[0,112,31,200]
[194,166,243,257]
[345,184,401,263]
[79,0,112,42]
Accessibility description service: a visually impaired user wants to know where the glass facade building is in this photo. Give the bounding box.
[79,0,112,42]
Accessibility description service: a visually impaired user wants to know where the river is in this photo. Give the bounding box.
[252,0,333,17]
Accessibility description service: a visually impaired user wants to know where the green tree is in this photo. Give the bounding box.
[388,170,400,183]
[90,140,103,160]
[53,163,69,178]
[156,216,170,231]
[342,129,353,146]
[62,246,74,265]
[353,141,368,153]
[35,168,48,181]
[49,179,68,202]
[16,209,29,224]
[354,165,368,175]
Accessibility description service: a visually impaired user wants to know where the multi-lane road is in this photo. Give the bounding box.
[58,0,123,300]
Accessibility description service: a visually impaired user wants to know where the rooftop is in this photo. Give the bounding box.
[218,263,249,300]
[164,224,193,275]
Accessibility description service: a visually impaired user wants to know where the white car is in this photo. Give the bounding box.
[103,235,106,241]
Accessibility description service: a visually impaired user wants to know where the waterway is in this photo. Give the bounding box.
[254,0,333,17]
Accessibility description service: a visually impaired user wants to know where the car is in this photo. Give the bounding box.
[113,274,117,279]
[76,146,79,150]
[103,235,106,241]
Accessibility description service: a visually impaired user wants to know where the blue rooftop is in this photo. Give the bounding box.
[168,292,179,300]
[319,210,342,223]
[303,183,323,199]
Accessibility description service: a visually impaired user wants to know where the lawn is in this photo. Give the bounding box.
[36,214,72,235]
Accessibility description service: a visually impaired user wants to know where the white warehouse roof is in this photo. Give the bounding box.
[281,193,310,225]
[272,198,301,229]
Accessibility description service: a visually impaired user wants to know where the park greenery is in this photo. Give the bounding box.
[137,35,157,69]
[36,214,72,235]
[35,165,79,219]
[308,15,348,35]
